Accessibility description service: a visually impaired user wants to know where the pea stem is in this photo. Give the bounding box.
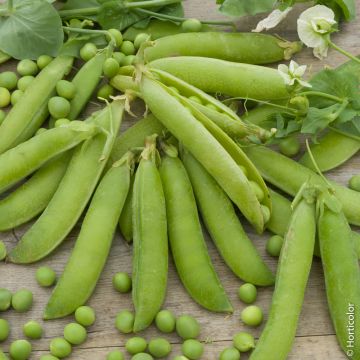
[8,0,13,11]
[126,0,181,9]
[59,7,100,18]
[298,91,343,103]
[328,41,360,64]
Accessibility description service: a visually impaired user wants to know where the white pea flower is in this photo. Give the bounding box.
[278,60,312,88]
[297,5,337,59]
[253,7,293,32]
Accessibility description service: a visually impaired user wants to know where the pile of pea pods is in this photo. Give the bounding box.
[0,23,360,360]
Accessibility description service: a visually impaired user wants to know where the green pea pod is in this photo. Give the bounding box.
[0,56,74,154]
[149,57,289,101]
[318,202,360,358]
[118,175,134,243]
[144,33,301,64]
[44,152,134,319]
[182,150,274,286]
[249,187,316,360]
[8,100,124,264]
[0,122,98,195]
[160,153,232,313]
[141,75,267,233]
[0,53,107,231]
[132,138,168,332]
[0,50,11,65]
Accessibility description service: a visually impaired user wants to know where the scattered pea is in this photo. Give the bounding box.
[266,235,284,257]
[54,118,71,128]
[48,96,71,119]
[233,332,255,352]
[0,289,12,311]
[37,55,53,70]
[0,319,10,341]
[249,181,264,202]
[126,337,147,354]
[120,41,136,56]
[115,310,134,334]
[219,347,240,360]
[238,283,257,304]
[97,84,115,100]
[75,306,96,327]
[112,272,132,293]
[106,350,125,360]
[134,33,150,49]
[36,266,57,287]
[0,71,18,90]
[181,19,202,32]
[176,315,200,340]
[108,29,123,47]
[181,339,204,360]
[0,110,5,125]
[11,89,23,105]
[17,76,35,91]
[40,356,59,360]
[64,322,87,345]
[113,52,126,66]
[80,43,98,62]
[17,59,38,76]
[12,289,33,312]
[0,241,6,261]
[23,320,43,339]
[349,174,360,192]
[56,80,76,100]
[279,136,301,157]
[123,55,137,66]
[103,58,120,79]
[131,354,153,360]
[240,305,263,327]
[155,309,176,333]
[50,338,72,359]
[148,338,172,358]
[0,87,11,108]
[9,339,32,360]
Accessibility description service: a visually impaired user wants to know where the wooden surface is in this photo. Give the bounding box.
[1,1,360,359]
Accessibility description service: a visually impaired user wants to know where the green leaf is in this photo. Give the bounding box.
[318,0,356,20]
[0,0,63,60]
[218,0,276,17]
[332,117,360,139]
[60,34,107,57]
[61,0,100,9]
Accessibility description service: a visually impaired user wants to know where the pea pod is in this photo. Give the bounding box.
[0,50,10,64]
[118,176,134,243]
[182,150,274,286]
[249,186,316,360]
[132,137,168,332]
[160,151,232,313]
[0,56,74,154]
[8,100,124,264]
[44,152,134,319]
[144,33,301,64]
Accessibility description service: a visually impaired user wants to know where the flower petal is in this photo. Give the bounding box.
[313,42,329,59]
[253,7,293,32]
[299,5,336,23]
[297,19,325,47]
[298,79,312,88]
[294,64,307,77]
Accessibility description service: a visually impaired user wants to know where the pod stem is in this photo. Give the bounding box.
[141,134,161,164]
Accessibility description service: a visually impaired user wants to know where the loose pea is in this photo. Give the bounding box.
[50,338,72,358]
[0,71,18,90]
[36,266,57,287]
[121,41,136,56]
[54,118,71,128]
[0,87,10,108]
[40,356,59,360]
[123,55,137,66]
[240,305,263,327]
[106,350,125,360]
[155,309,176,333]
[0,241,6,261]
[12,289,33,312]
[37,55,53,69]
[113,52,126,66]
[181,19,202,32]
[17,76,35,91]
[11,89,23,105]
[115,310,134,333]
[36,128,47,135]
[0,110,5,125]
[134,33,151,49]
[112,272,132,293]
[148,338,172,358]
[233,332,255,352]
[9,340,31,360]
[266,235,284,257]
[279,136,301,157]
[103,58,120,79]
[23,320,43,339]
[131,354,153,360]
[126,337,147,354]
[48,96,71,119]
[108,29,123,47]
[176,315,200,340]
[80,43,98,62]
[0,289,11,311]
[0,319,10,341]
[349,174,360,192]
[17,59,38,76]
[188,96,202,104]
[97,84,115,100]
[75,306,96,327]
[64,322,87,345]
[56,80,76,100]
[219,347,240,360]
[249,181,264,202]
[238,283,257,304]
[181,339,204,360]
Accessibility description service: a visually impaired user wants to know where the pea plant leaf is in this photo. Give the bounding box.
[218,0,277,17]
[0,0,63,60]
[61,0,100,9]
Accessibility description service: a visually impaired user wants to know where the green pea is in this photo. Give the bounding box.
[17,76,35,91]
[123,55,137,66]
[75,306,96,327]
[0,87,10,108]
[40,355,59,360]
[266,235,284,257]
[279,136,301,157]
[106,350,125,360]
[0,241,6,261]
[148,338,171,357]
[260,205,271,223]
[103,58,120,79]
[97,84,115,100]
[176,315,200,340]
[188,96,202,104]
[219,347,240,360]
[113,52,126,66]
[249,181,264,202]
[56,80,76,100]
[48,96,71,119]
[181,19,202,32]
[181,339,204,360]
[37,55,53,70]
[126,337,147,354]
[0,71,18,90]
[9,340,32,360]
[54,118,71,128]
[23,320,43,339]
[112,272,132,293]
[155,309,176,333]
[11,89,23,105]
[50,338,72,358]
[233,332,255,352]
[131,354,153,360]
[80,43,98,62]
[120,41,136,56]
[12,289,33,312]
[0,109,5,125]
[134,33,151,49]
[64,322,87,345]
[17,59,38,76]
[115,310,134,333]
[238,283,257,304]
[0,289,12,311]
[0,318,10,341]
[36,266,57,287]
[240,305,263,327]
[108,29,123,47]
[349,174,360,192]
